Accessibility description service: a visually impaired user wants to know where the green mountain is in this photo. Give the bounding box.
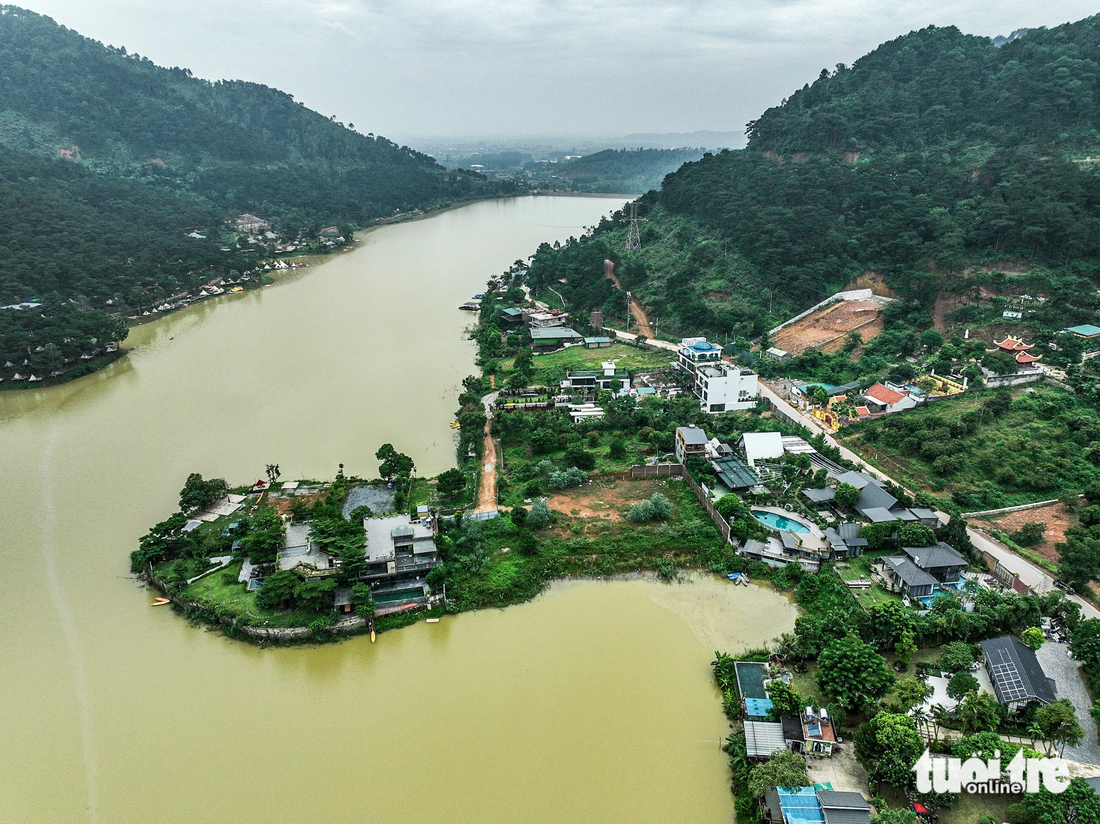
[523,18,1100,350]
[0,5,508,380]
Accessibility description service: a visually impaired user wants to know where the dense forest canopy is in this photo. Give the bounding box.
[0,5,508,374]
[523,17,1100,344]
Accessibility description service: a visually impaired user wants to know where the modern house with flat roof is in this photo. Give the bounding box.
[524,310,569,329]
[559,361,631,398]
[675,423,709,463]
[980,636,1057,712]
[695,362,758,413]
[360,514,442,612]
[676,337,723,376]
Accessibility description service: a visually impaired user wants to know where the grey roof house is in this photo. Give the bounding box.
[902,543,967,583]
[980,636,1057,711]
[817,792,872,824]
[880,556,937,598]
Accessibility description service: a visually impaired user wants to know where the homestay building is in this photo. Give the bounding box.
[862,382,920,414]
[695,362,759,413]
[529,326,583,351]
[674,423,709,463]
[360,514,442,612]
[980,636,1057,713]
[675,337,723,376]
[559,361,631,399]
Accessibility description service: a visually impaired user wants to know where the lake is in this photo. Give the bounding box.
[0,195,797,822]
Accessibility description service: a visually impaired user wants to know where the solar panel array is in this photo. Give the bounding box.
[989,651,1030,703]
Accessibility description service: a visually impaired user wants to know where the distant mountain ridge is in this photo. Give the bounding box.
[0,5,507,383]
[521,17,1100,347]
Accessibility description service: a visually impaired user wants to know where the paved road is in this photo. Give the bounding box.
[1036,641,1100,763]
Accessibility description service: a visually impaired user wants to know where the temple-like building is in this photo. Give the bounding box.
[991,337,1042,367]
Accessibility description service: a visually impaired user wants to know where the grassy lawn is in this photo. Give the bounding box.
[500,341,672,385]
[177,562,318,628]
[835,552,903,608]
[937,791,1022,824]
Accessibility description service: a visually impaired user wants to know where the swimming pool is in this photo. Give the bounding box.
[752,509,812,534]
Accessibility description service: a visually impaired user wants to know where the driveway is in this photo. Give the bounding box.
[1035,641,1100,766]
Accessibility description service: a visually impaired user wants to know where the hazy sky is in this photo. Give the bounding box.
[17,0,1100,142]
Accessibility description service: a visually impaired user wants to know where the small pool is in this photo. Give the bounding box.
[752,509,811,534]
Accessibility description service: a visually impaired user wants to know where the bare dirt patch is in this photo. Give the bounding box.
[546,478,665,521]
[971,502,1074,567]
[844,270,897,298]
[772,300,885,356]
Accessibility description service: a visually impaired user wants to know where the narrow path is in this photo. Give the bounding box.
[603,261,654,338]
[473,392,500,514]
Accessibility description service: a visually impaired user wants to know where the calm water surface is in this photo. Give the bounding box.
[0,196,797,823]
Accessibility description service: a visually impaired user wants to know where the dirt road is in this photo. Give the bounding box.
[473,392,499,514]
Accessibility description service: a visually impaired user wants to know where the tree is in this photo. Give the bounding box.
[528,499,550,529]
[256,570,299,610]
[747,749,810,797]
[897,523,935,548]
[1015,522,1047,547]
[895,630,917,671]
[895,678,933,713]
[834,482,860,508]
[178,472,229,513]
[565,443,596,471]
[376,444,414,481]
[293,578,337,612]
[817,635,895,712]
[921,329,944,350]
[716,493,747,521]
[1058,534,1100,592]
[1021,627,1045,651]
[130,511,189,572]
[437,468,467,499]
[870,811,919,824]
[608,438,627,460]
[938,641,978,674]
[766,681,803,721]
[955,691,1002,733]
[1022,779,1100,824]
[265,464,281,485]
[946,670,979,700]
[854,712,923,787]
[351,582,374,618]
[510,506,528,528]
[1034,699,1083,756]
[238,508,286,565]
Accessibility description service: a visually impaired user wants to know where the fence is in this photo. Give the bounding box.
[629,463,683,479]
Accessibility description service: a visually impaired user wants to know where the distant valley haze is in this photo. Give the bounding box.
[14,0,1100,147]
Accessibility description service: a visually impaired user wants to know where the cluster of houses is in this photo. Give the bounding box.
[249,506,444,615]
[732,630,1065,824]
[733,661,875,824]
[671,422,976,580]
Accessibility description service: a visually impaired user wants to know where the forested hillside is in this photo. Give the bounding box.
[523,17,1100,345]
[534,148,705,193]
[0,5,507,380]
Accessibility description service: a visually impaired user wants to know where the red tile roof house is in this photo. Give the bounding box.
[862,382,920,414]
